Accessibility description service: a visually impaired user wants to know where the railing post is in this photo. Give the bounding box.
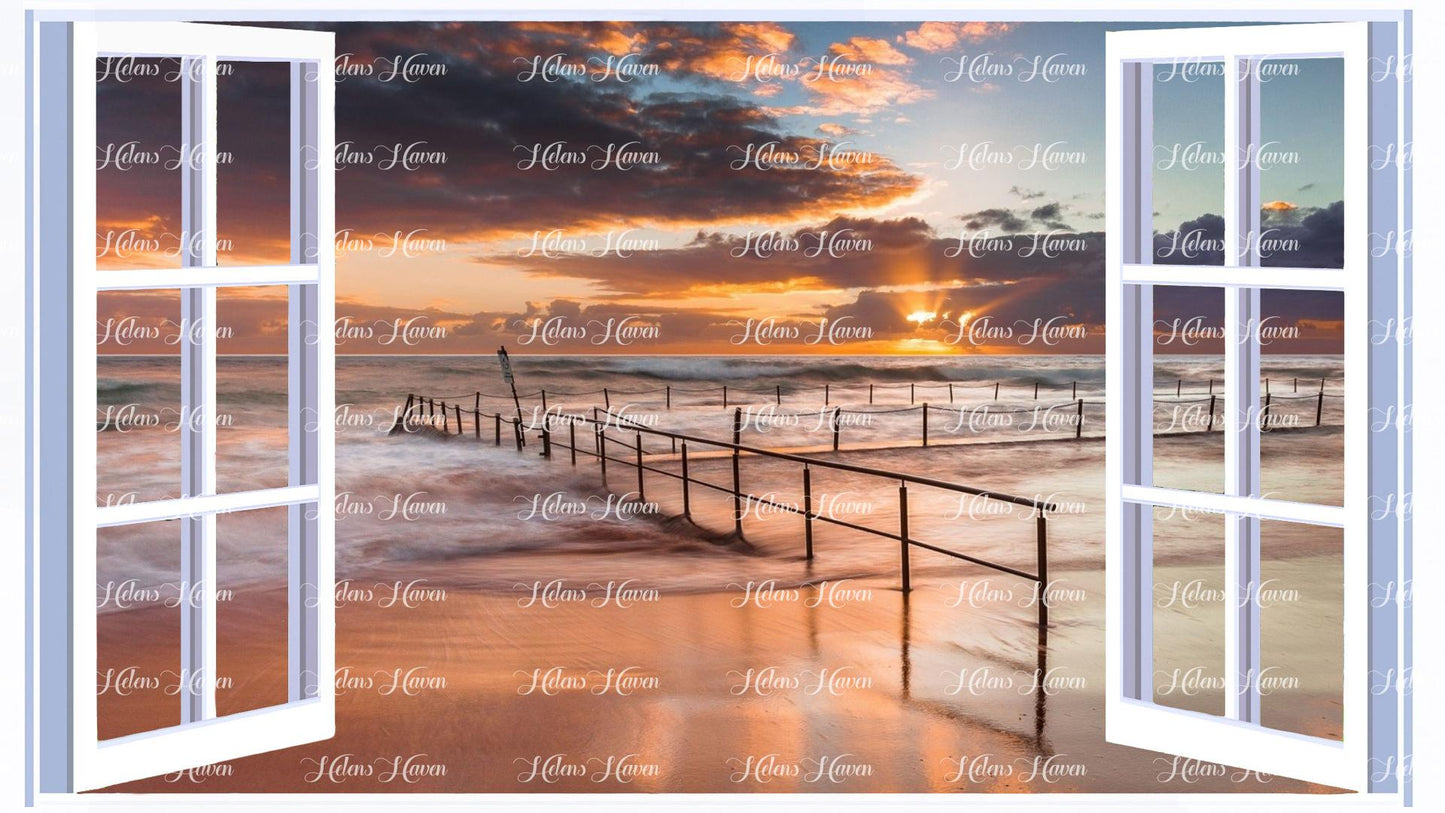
[994,382,1000,401]
[831,406,841,451]
[869,383,874,404]
[949,383,954,404]
[1293,377,1298,393]
[513,417,524,451]
[569,421,577,465]
[603,387,610,410]
[1262,392,1272,433]
[475,391,480,417]
[541,423,551,458]
[1209,378,1214,395]
[1035,381,1040,400]
[1176,378,1181,397]
[723,385,729,409]
[473,409,480,439]
[666,385,671,410]
[635,431,645,501]
[1207,394,1217,433]
[454,404,462,435]
[910,383,915,404]
[732,407,743,537]
[898,482,911,593]
[680,440,691,519]
[494,413,501,445]
[802,466,814,560]
[776,384,781,405]
[1316,389,1325,427]
[825,384,830,405]
[1075,398,1084,439]
[438,401,445,430]
[921,403,929,447]
[1036,513,1049,630]
[1071,381,1077,400]
[541,389,548,411]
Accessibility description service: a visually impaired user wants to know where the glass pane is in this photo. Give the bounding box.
[97,291,183,506]
[1257,519,1343,740]
[1152,60,1224,266]
[97,522,181,740]
[95,56,184,270]
[217,60,293,266]
[215,506,291,717]
[1151,506,1226,717]
[216,288,291,492]
[1258,289,1344,506]
[1255,58,1344,269]
[1151,285,1224,493]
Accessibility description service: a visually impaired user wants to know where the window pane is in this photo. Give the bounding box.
[1258,289,1344,506]
[216,288,291,492]
[217,60,293,267]
[215,506,291,717]
[97,291,183,506]
[1152,60,1225,266]
[1255,58,1344,269]
[1257,519,1343,741]
[97,522,181,740]
[1151,506,1226,717]
[1151,285,1224,493]
[95,56,184,270]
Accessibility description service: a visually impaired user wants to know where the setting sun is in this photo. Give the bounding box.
[906,310,937,324]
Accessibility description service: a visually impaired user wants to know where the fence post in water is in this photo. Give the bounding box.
[825,384,830,405]
[949,383,954,404]
[1176,379,1181,397]
[1036,513,1049,630]
[541,424,551,458]
[802,466,814,559]
[513,418,524,451]
[1262,392,1272,432]
[1293,377,1298,393]
[680,440,691,519]
[454,404,462,435]
[994,382,1000,401]
[438,401,445,429]
[473,409,480,439]
[1207,394,1217,432]
[1209,378,1214,395]
[723,385,729,409]
[569,421,577,465]
[831,406,842,451]
[898,482,911,593]
[869,384,874,404]
[1075,398,1084,439]
[494,413,501,445]
[666,385,671,410]
[1072,381,1077,400]
[1316,390,1325,427]
[599,426,608,485]
[541,389,547,411]
[776,384,781,405]
[603,388,610,410]
[732,407,743,537]
[1035,382,1040,400]
[474,392,480,416]
[635,431,645,501]
[910,383,915,404]
[922,403,929,447]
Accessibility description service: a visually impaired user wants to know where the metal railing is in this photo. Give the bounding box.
[394,393,1056,627]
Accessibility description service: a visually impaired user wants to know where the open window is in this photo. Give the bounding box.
[36,22,336,791]
[1105,22,1406,793]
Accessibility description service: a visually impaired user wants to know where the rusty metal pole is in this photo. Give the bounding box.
[680,440,691,519]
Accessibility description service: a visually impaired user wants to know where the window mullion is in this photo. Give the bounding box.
[1224,54,1263,725]
[179,53,219,725]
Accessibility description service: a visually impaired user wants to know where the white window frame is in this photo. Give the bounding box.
[1105,22,1405,793]
[35,21,335,792]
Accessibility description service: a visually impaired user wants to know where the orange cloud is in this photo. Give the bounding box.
[897,22,1013,53]
[1262,200,1298,211]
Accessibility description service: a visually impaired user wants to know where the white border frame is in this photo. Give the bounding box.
[35,21,336,792]
[17,4,1412,810]
[1105,21,1403,794]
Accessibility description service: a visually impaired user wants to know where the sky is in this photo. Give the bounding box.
[93,21,1347,355]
